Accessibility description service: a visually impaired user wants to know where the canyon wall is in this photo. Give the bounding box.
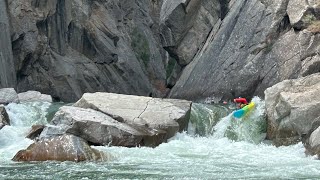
[1,0,320,102]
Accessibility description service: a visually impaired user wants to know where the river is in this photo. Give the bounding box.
[1,97,320,179]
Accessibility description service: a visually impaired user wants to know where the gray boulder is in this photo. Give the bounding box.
[18,91,52,102]
[73,92,192,139]
[12,134,111,162]
[0,88,19,104]
[41,106,167,147]
[265,73,320,146]
[307,126,320,158]
[0,104,10,129]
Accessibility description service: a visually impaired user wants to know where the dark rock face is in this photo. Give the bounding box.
[0,0,16,88]
[6,0,168,102]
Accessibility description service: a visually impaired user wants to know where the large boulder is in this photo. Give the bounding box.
[18,91,52,102]
[265,73,320,146]
[73,92,192,139]
[41,106,167,147]
[0,88,19,104]
[0,104,10,129]
[12,134,110,162]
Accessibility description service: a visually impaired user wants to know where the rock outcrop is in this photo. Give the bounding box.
[41,106,167,147]
[73,92,192,139]
[0,88,19,104]
[265,73,320,146]
[0,105,10,129]
[12,134,110,162]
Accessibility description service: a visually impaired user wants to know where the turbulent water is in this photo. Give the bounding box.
[1,98,320,179]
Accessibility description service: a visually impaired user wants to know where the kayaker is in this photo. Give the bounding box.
[234,97,248,109]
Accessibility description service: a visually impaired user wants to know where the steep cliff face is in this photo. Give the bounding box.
[0,0,16,88]
[1,0,320,102]
[7,0,168,102]
[169,0,320,101]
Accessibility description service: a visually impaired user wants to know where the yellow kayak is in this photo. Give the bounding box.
[233,102,255,118]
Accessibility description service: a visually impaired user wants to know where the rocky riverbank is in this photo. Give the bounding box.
[1,71,320,161]
[0,89,191,162]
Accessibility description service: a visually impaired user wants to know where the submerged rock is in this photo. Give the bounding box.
[41,106,167,147]
[0,88,19,104]
[0,104,10,129]
[18,91,52,102]
[73,92,192,139]
[12,134,110,162]
[26,125,45,140]
[265,73,320,146]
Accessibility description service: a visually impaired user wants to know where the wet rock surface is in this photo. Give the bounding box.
[12,134,110,162]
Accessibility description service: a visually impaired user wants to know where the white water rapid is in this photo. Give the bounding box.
[1,98,320,179]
